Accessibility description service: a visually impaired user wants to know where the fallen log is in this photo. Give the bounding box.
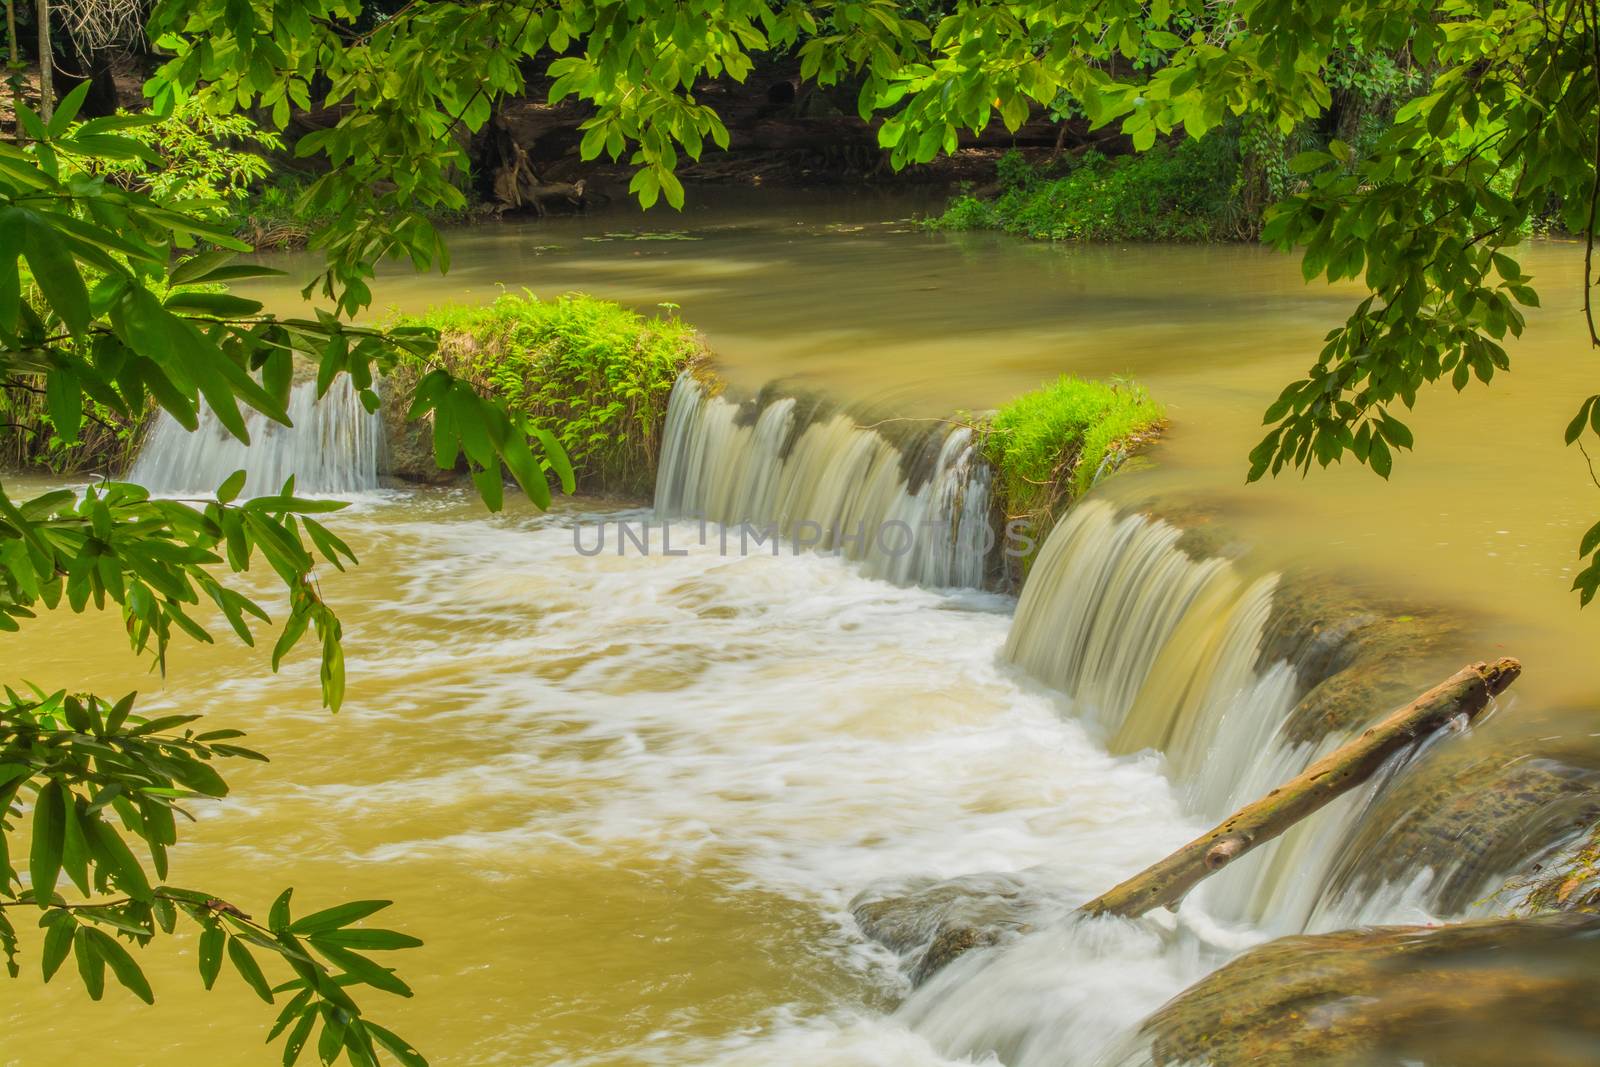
[1080,658,1521,919]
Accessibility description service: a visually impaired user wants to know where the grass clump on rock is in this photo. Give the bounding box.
[390,292,707,495]
[981,374,1164,552]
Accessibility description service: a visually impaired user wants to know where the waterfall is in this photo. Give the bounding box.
[1000,500,1446,933]
[126,377,383,496]
[654,374,994,588]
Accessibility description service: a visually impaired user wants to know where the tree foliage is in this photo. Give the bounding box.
[1,37,571,1067]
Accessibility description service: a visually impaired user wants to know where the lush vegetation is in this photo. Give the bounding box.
[933,141,1241,242]
[0,57,568,1067]
[83,95,282,211]
[7,0,1600,1061]
[396,294,705,496]
[981,375,1164,552]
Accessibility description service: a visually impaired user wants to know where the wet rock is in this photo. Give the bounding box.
[1518,811,1600,913]
[378,366,461,484]
[851,874,1038,985]
[1136,912,1600,1067]
[1325,744,1600,916]
[1256,574,1466,745]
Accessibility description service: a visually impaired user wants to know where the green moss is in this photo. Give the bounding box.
[930,140,1241,243]
[392,292,707,496]
[980,375,1164,554]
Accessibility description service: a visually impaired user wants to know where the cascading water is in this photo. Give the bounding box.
[126,377,383,496]
[882,499,1490,1066]
[997,500,1423,930]
[654,374,994,588]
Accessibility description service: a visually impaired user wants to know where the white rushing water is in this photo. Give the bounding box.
[125,377,383,496]
[223,501,1219,1066]
[655,375,994,589]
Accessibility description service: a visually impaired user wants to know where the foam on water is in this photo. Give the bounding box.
[100,376,1473,1064]
[194,503,1217,1063]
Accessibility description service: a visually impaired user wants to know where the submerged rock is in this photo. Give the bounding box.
[1133,913,1600,1067]
[851,874,1040,985]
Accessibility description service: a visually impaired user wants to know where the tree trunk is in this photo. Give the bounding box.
[32,0,48,124]
[1080,658,1522,919]
[5,0,20,142]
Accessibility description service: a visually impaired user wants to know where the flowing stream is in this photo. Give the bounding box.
[4,191,1596,1065]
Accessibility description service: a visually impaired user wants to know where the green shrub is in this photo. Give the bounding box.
[931,140,1241,242]
[394,293,707,495]
[981,375,1165,560]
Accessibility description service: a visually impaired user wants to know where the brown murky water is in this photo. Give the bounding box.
[5,190,1598,1065]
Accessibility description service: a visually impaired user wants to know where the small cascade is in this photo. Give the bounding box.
[654,374,993,588]
[999,500,1454,933]
[1004,501,1292,771]
[886,500,1496,1066]
[126,377,383,496]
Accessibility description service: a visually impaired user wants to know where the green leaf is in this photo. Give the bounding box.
[282,1006,317,1066]
[1580,520,1600,559]
[1369,434,1393,479]
[218,469,249,504]
[289,900,393,935]
[45,81,93,137]
[40,913,76,981]
[269,888,294,933]
[87,928,154,1004]
[366,1023,428,1067]
[307,928,422,951]
[199,924,225,989]
[22,212,90,335]
[29,780,65,906]
[60,796,90,894]
[228,937,275,1003]
[1566,398,1596,445]
[74,927,106,1000]
[85,818,152,900]
[308,940,414,997]
[44,365,83,445]
[163,291,266,318]
[169,250,238,286]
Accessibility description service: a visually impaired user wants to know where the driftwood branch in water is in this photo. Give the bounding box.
[1080,658,1522,919]
[491,139,587,215]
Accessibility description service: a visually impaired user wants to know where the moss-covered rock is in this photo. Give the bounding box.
[976,376,1165,587]
[1255,574,1467,745]
[1326,744,1600,916]
[1135,913,1600,1067]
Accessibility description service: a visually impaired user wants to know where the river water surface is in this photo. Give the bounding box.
[5,190,1598,1065]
